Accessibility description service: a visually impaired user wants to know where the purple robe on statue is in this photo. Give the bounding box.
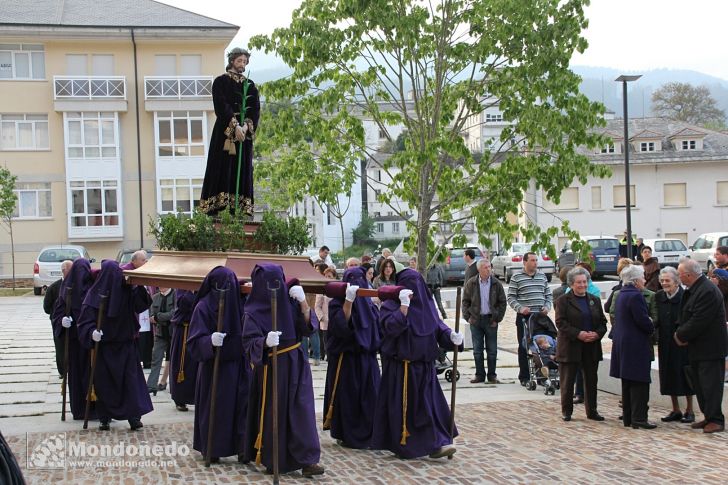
[77,260,153,421]
[242,263,321,473]
[169,289,198,406]
[51,258,95,420]
[324,266,381,448]
[187,267,250,459]
[370,269,460,459]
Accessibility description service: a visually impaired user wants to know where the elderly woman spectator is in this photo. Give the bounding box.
[372,259,397,289]
[610,265,657,429]
[346,257,361,269]
[655,266,695,423]
[555,266,608,422]
[315,266,338,362]
[641,246,661,292]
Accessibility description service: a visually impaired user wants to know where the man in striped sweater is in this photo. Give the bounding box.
[506,252,553,386]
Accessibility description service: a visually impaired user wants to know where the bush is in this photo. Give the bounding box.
[253,210,312,255]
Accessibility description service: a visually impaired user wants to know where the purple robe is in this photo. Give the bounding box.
[51,258,95,420]
[77,260,153,421]
[370,269,460,458]
[168,290,198,406]
[242,263,321,473]
[324,266,381,448]
[187,266,249,459]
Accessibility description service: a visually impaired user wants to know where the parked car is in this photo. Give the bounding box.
[641,238,689,268]
[556,236,620,279]
[689,232,728,272]
[491,242,554,283]
[33,245,93,295]
[443,246,485,284]
[115,248,154,266]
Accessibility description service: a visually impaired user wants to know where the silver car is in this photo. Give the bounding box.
[689,232,728,272]
[33,245,92,295]
[641,238,689,268]
[492,243,554,283]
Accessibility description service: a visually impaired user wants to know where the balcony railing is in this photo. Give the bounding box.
[54,76,126,100]
[144,76,213,99]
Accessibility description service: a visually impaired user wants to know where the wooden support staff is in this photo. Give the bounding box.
[449,286,462,444]
[205,285,228,467]
[84,294,107,430]
[61,286,72,421]
[269,283,280,485]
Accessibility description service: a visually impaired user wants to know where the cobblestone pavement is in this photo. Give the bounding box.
[2,293,726,484]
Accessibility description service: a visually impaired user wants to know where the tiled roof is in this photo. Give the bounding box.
[668,127,706,139]
[0,0,236,28]
[586,117,728,164]
[630,129,663,140]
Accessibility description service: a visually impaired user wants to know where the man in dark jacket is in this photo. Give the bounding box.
[462,259,507,383]
[43,260,73,377]
[147,288,176,394]
[675,258,728,434]
[463,248,478,284]
[426,262,447,319]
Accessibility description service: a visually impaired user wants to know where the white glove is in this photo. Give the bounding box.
[62,316,73,328]
[266,331,282,348]
[211,332,226,347]
[450,331,464,346]
[289,285,306,303]
[345,284,359,302]
[92,330,103,342]
[399,289,413,307]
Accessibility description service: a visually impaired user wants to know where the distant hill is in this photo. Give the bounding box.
[571,66,728,122]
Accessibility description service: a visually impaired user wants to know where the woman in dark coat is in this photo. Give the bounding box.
[609,264,657,429]
[555,266,608,422]
[641,246,661,292]
[655,266,694,423]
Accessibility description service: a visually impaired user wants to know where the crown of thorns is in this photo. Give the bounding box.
[227,48,250,63]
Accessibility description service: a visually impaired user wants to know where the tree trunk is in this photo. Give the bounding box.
[338,215,346,251]
[10,222,15,291]
[416,205,431,274]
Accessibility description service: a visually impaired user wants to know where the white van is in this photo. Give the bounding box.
[641,238,690,268]
[689,232,728,272]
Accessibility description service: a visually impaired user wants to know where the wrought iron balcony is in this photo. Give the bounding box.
[144,76,213,99]
[53,76,126,99]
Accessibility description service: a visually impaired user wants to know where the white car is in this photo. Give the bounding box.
[33,245,92,295]
[641,238,690,268]
[492,242,554,283]
[689,232,728,272]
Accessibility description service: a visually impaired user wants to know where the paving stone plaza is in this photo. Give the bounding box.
[1,293,726,484]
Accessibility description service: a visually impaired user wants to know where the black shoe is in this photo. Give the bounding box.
[573,395,584,404]
[302,463,325,477]
[520,380,529,387]
[238,453,248,464]
[661,411,683,422]
[99,420,110,431]
[680,412,695,423]
[148,388,157,396]
[631,421,657,430]
[587,413,605,421]
[441,313,448,320]
[175,404,188,412]
[158,383,167,391]
[129,419,143,431]
[562,415,572,422]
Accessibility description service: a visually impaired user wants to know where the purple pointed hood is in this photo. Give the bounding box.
[171,289,196,327]
[396,268,440,336]
[244,263,296,336]
[193,266,244,336]
[82,259,124,318]
[342,266,380,350]
[58,258,94,316]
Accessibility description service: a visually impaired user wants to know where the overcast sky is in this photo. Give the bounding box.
[159,0,728,81]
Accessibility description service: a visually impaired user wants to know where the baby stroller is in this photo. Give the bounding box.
[435,348,460,383]
[521,313,560,395]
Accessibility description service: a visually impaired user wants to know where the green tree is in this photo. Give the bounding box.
[0,167,18,290]
[352,213,376,244]
[251,0,608,271]
[651,82,726,125]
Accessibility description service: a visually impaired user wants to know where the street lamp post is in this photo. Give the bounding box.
[615,74,642,260]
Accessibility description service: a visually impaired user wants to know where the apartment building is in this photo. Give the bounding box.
[0,0,238,277]
[535,117,728,249]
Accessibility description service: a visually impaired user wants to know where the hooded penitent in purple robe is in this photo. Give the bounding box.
[242,263,321,473]
[169,289,198,406]
[186,266,250,460]
[51,258,95,420]
[77,260,153,422]
[323,266,381,448]
[370,268,461,458]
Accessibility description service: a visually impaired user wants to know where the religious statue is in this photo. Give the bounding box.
[200,47,260,216]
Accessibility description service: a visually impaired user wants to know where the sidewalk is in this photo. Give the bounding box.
[2,294,726,484]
